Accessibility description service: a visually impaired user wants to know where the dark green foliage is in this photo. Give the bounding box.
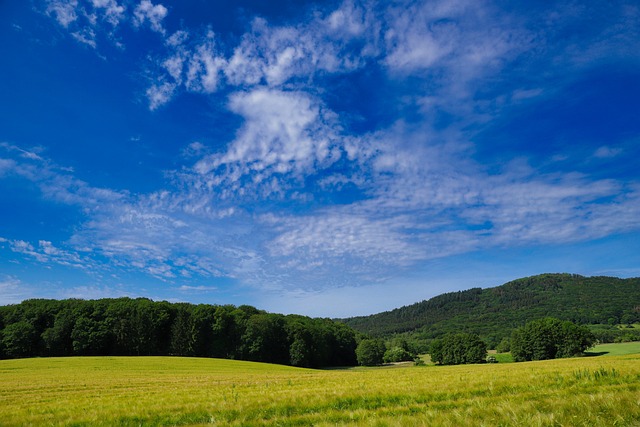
[0,298,358,367]
[510,317,595,362]
[496,337,510,354]
[429,333,487,365]
[71,317,111,355]
[241,314,289,364]
[341,274,640,343]
[1,321,38,358]
[588,324,640,343]
[356,339,386,366]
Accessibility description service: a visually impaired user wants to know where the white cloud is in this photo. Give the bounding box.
[142,0,378,108]
[0,277,30,305]
[178,285,217,293]
[71,28,97,48]
[46,0,79,28]
[133,0,168,34]
[8,239,87,269]
[145,81,176,110]
[266,210,430,268]
[184,32,226,93]
[90,0,125,27]
[192,88,342,196]
[593,146,622,159]
[0,158,17,176]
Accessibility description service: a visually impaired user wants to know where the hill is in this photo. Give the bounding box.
[341,273,640,347]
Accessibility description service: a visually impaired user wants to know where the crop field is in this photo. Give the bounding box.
[2,353,640,426]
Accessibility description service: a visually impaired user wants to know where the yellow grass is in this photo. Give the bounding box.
[1,354,640,426]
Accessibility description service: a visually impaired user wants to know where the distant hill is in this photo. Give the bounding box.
[340,274,640,346]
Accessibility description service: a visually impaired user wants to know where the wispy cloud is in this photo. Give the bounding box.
[141,0,379,109]
[44,0,156,49]
[593,146,623,159]
[0,276,31,305]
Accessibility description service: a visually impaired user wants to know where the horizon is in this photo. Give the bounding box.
[1,0,640,318]
[2,272,635,319]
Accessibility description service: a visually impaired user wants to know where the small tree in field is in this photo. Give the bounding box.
[496,337,510,354]
[430,333,487,365]
[383,346,414,363]
[510,317,595,362]
[356,339,385,366]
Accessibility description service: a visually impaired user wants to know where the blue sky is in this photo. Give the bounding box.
[1,0,639,317]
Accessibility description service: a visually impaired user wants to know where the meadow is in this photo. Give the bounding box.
[587,341,640,356]
[1,351,640,426]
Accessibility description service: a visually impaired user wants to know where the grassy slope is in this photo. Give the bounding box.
[2,355,640,426]
[588,341,640,356]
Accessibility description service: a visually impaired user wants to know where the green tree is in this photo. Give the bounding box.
[356,338,385,366]
[383,346,414,363]
[2,321,38,358]
[41,308,76,356]
[328,322,358,366]
[210,305,244,359]
[241,313,289,364]
[510,317,595,362]
[430,333,487,365]
[71,317,110,355]
[170,303,194,356]
[496,337,510,354]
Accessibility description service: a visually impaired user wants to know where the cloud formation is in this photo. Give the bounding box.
[4,0,639,312]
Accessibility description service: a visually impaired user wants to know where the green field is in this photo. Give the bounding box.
[588,341,640,356]
[2,353,640,426]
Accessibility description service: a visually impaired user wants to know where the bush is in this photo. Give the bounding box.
[383,346,414,363]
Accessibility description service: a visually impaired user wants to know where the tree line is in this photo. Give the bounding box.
[426,317,596,366]
[0,298,357,367]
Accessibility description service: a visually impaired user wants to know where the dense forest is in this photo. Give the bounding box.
[0,298,357,367]
[341,274,640,349]
[3,274,639,364]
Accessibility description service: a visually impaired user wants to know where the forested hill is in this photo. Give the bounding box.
[341,274,640,344]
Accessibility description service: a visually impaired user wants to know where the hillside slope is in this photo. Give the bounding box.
[341,274,640,343]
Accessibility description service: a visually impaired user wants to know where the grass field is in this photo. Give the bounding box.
[1,352,640,426]
[587,341,640,356]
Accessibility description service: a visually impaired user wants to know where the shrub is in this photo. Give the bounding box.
[383,346,414,363]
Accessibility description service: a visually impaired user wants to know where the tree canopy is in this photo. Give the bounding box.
[510,317,595,362]
[0,298,357,368]
[355,338,386,366]
[429,333,487,365]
